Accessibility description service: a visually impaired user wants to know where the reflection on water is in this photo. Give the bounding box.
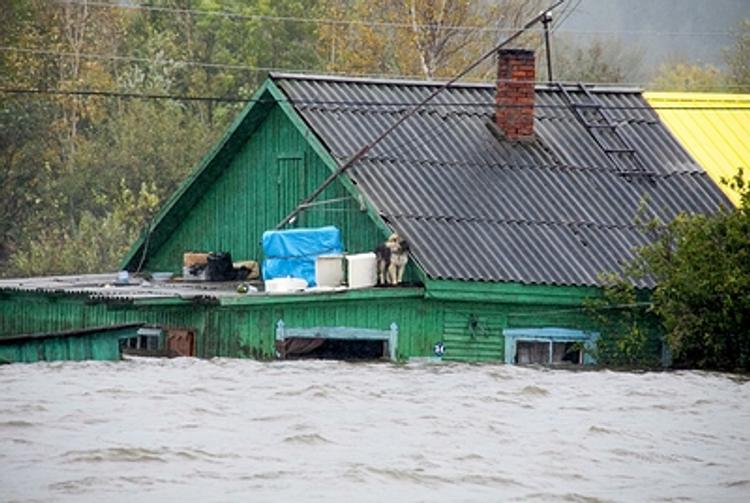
[1,359,749,502]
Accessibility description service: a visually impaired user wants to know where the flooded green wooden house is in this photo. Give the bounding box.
[0,50,731,364]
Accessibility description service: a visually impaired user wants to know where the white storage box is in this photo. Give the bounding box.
[315,255,344,288]
[265,277,308,293]
[345,252,377,289]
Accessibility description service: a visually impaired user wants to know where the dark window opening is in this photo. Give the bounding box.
[552,342,582,364]
[119,328,163,357]
[281,338,387,361]
[119,335,159,351]
[515,340,583,365]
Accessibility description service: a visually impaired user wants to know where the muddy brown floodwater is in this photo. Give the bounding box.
[1,358,749,502]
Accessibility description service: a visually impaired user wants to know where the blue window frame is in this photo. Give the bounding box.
[503,327,598,365]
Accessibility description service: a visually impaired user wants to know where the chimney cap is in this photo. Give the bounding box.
[498,48,535,59]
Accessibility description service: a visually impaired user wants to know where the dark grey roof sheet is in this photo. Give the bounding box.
[0,274,243,301]
[273,74,732,287]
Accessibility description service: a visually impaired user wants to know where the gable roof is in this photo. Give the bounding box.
[645,92,750,207]
[273,74,731,287]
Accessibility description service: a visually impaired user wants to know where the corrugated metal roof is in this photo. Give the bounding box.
[645,92,750,207]
[0,274,242,301]
[274,74,732,287]
[0,274,420,302]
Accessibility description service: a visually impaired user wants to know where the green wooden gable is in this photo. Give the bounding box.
[121,80,392,273]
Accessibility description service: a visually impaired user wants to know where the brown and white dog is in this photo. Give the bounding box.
[375,233,409,286]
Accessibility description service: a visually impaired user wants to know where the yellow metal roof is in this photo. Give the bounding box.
[645,92,750,207]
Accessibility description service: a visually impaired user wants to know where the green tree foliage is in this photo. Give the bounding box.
[0,98,58,263]
[71,97,211,202]
[651,62,724,91]
[651,19,748,92]
[585,273,663,368]
[0,0,322,276]
[9,182,160,276]
[724,19,750,86]
[317,0,545,80]
[551,36,644,84]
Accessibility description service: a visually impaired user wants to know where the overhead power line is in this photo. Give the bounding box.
[5,45,750,92]
[56,0,740,37]
[553,0,583,31]
[3,87,750,110]
[62,0,541,33]
[0,87,248,102]
[0,45,279,73]
[0,45,454,81]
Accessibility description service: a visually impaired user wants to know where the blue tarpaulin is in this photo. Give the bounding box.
[262,226,343,287]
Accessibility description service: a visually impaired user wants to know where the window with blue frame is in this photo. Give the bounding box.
[503,328,598,365]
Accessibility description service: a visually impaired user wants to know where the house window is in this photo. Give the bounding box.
[516,341,549,364]
[119,328,163,353]
[279,338,388,360]
[553,342,582,364]
[504,328,596,365]
[275,320,398,361]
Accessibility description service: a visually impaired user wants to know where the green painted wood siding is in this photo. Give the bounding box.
[0,326,140,363]
[143,105,383,273]
[0,292,205,350]
[442,306,506,361]
[0,290,429,360]
[199,297,428,360]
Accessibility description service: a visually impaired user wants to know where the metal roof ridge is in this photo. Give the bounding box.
[271,72,492,89]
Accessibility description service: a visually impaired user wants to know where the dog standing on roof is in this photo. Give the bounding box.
[375,233,409,286]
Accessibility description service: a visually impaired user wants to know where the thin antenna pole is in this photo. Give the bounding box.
[542,12,553,81]
[275,0,565,230]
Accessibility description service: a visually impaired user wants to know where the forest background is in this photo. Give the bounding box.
[1,0,748,277]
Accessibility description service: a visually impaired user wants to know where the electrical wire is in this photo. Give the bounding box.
[553,0,583,33]
[56,0,741,37]
[0,45,281,73]
[3,87,750,110]
[5,45,750,91]
[0,87,249,102]
[58,0,548,33]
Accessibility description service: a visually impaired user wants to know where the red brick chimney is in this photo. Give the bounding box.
[495,49,535,140]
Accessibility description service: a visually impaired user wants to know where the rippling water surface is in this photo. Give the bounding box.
[1,359,749,502]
